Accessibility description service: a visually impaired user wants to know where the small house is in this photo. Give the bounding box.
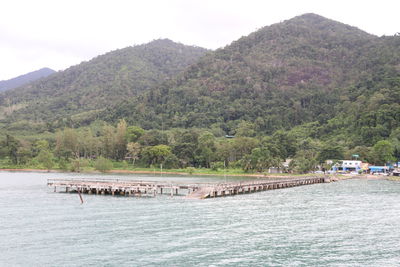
[332,160,362,173]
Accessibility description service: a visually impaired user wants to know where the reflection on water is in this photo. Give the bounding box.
[1,172,400,266]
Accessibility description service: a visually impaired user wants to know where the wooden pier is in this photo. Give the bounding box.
[48,176,331,199]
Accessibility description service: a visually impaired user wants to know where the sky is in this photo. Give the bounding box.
[1,0,399,80]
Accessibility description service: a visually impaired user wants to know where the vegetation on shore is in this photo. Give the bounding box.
[0,119,398,175]
[0,14,399,173]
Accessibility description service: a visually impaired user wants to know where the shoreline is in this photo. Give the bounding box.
[0,167,325,179]
[2,168,391,181]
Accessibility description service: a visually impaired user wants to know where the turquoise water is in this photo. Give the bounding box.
[1,172,400,266]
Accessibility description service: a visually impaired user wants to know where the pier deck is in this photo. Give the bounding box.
[48,176,330,199]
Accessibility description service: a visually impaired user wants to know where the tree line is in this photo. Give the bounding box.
[1,119,398,173]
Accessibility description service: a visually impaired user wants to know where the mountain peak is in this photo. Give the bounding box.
[284,13,375,37]
[0,68,55,92]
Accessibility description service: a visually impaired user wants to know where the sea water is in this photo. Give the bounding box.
[1,172,399,266]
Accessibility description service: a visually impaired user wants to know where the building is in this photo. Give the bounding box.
[332,160,362,173]
[368,166,389,174]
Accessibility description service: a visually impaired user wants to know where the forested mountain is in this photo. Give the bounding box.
[1,13,399,172]
[0,39,207,125]
[105,14,400,147]
[0,68,55,92]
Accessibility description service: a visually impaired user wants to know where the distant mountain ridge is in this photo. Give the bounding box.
[0,68,55,92]
[0,39,208,125]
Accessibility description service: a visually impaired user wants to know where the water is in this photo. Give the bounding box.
[1,172,400,266]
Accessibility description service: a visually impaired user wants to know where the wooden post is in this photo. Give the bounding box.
[77,188,84,204]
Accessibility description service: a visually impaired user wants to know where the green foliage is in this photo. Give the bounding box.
[317,143,344,162]
[104,15,397,137]
[141,144,172,166]
[0,134,21,164]
[126,142,141,167]
[163,154,179,169]
[370,140,395,165]
[0,15,399,174]
[126,126,145,142]
[235,121,257,137]
[241,147,280,172]
[94,157,113,172]
[36,150,54,170]
[0,39,207,124]
[210,161,224,171]
[290,150,318,174]
[186,167,195,175]
[58,158,69,171]
[70,158,89,172]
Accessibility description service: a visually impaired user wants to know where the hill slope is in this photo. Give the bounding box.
[104,14,399,146]
[0,68,55,92]
[0,39,207,124]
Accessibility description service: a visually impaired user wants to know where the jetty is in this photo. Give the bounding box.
[48,176,331,199]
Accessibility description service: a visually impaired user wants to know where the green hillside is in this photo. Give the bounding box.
[0,39,208,127]
[105,14,400,147]
[1,14,399,173]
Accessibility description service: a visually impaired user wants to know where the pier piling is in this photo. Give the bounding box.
[48,176,330,200]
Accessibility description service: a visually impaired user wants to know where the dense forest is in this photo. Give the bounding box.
[0,14,399,173]
[0,39,207,127]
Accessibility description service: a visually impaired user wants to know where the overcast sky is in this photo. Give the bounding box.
[1,0,399,80]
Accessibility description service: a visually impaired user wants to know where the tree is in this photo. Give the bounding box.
[33,140,50,157]
[101,124,117,159]
[370,140,395,165]
[290,150,318,173]
[142,145,172,166]
[317,143,344,162]
[115,119,128,160]
[172,130,199,166]
[94,157,113,172]
[126,126,145,142]
[126,142,141,167]
[139,130,168,146]
[79,128,99,159]
[242,147,279,172]
[231,137,259,161]
[271,131,297,159]
[195,132,216,168]
[36,150,55,171]
[55,128,80,159]
[235,121,257,137]
[2,134,21,164]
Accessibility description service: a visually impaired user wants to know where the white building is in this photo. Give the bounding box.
[332,160,362,172]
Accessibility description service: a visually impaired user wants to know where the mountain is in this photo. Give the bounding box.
[104,14,399,146]
[1,14,399,149]
[0,39,208,125]
[0,68,55,92]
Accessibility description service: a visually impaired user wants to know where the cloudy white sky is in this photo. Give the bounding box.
[1,0,399,80]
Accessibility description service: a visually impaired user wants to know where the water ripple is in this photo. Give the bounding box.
[1,172,400,266]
